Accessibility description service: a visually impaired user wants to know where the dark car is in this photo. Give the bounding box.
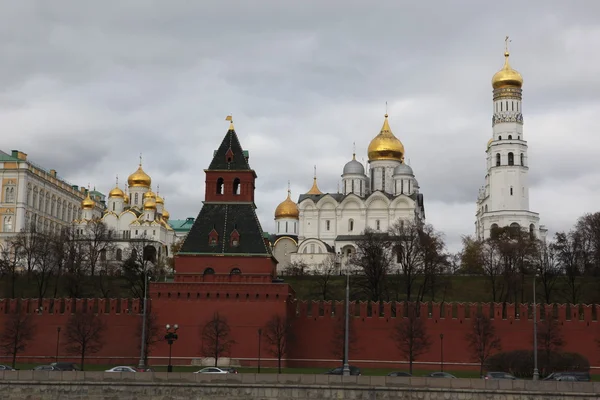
[388,371,411,377]
[50,362,79,371]
[223,367,238,374]
[33,365,59,371]
[543,371,590,382]
[484,372,516,380]
[325,366,361,376]
[426,372,456,378]
[0,365,15,371]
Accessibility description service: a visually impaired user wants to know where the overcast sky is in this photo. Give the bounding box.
[1,1,599,253]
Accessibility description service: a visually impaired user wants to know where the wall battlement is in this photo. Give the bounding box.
[0,298,142,316]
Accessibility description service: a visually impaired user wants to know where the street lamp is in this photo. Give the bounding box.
[55,327,61,362]
[342,252,351,376]
[165,324,179,373]
[439,333,444,372]
[257,328,262,374]
[138,266,151,369]
[532,274,539,380]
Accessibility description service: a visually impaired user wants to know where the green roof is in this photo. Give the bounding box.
[169,218,195,232]
[0,151,20,162]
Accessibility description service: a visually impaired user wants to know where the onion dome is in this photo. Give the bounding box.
[81,193,95,210]
[156,194,164,205]
[162,209,170,220]
[367,114,405,162]
[492,51,523,89]
[306,177,323,195]
[274,190,299,220]
[143,198,157,210]
[108,186,125,198]
[143,190,156,200]
[343,153,365,175]
[127,164,151,188]
[393,163,414,176]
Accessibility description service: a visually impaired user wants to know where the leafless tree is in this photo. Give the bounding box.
[351,228,393,301]
[201,312,235,367]
[574,212,600,275]
[263,314,293,373]
[32,233,57,302]
[13,228,42,276]
[465,312,501,377]
[0,309,36,368]
[537,314,565,374]
[389,221,423,302]
[81,220,116,276]
[282,260,308,276]
[122,234,162,300]
[331,314,358,362]
[135,309,162,366]
[64,311,106,371]
[535,240,561,304]
[480,239,503,302]
[417,224,448,302]
[554,231,584,304]
[312,256,337,300]
[391,303,432,374]
[0,240,21,299]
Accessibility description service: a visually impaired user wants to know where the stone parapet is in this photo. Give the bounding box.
[0,372,598,399]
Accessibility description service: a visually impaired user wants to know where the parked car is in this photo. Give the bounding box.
[0,365,15,371]
[543,371,590,382]
[195,367,231,374]
[425,372,456,378]
[324,366,361,376]
[484,372,517,380]
[105,366,138,373]
[387,371,411,377]
[50,362,79,371]
[33,365,59,371]
[222,367,238,374]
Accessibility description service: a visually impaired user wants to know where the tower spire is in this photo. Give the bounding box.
[352,141,356,160]
[115,175,119,187]
[225,114,234,131]
[307,165,323,195]
[139,153,142,166]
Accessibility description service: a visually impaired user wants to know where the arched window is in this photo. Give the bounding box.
[348,219,354,232]
[134,193,139,204]
[45,194,50,213]
[529,224,535,239]
[508,135,512,139]
[27,185,32,206]
[508,152,514,166]
[376,220,381,230]
[485,205,488,212]
[203,268,215,276]
[490,223,499,238]
[112,202,115,211]
[38,190,44,210]
[216,178,224,195]
[3,216,13,232]
[4,187,15,203]
[520,153,524,166]
[510,187,513,196]
[230,268,241,275]
[116,248,123,261]
[496,153,501,166]
[233,178,240,195]
[33,188,38,209]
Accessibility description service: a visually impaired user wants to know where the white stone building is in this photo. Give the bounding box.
[475,44,547,240]
[272,115,425,272]
[0,149,105,247]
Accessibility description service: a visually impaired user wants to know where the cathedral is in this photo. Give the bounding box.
[475,42,547,240]
[74,161,178,263]
[271,115,425,272]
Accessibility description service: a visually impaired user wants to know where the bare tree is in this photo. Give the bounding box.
[331,314,358,362]
[391,303,432,374]
[554,231,584,304]
[81,220,116,276]
[574,212,600,275]
[465,312,501,377]
[535,240,560,304]
[0,309,36,368]
[282,260,308,276]
[537,314,564,374]
[64,311,106,371]
[122,234,161,300]
[201,312,235,367]
[135,309,162,366]
[13,228,42,276]
[312,256,337,300]
[417,224,448,302]
[351,228,393,301]
[263,314,293,373]
[0,240,21,299]
[389,221,423,302]
[32,233,57,302]
[480,239,502,302]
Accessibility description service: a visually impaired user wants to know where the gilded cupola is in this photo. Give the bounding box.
[274,189,300,220]
[492,38,523,89]
[162,209,170,220]
[127,162,152,188]
[143,189,156,200]
[81,192,95,210]
[156,194,164,205]
[367,114,405,162]
[108,177,125,199]
[144,198,157,210]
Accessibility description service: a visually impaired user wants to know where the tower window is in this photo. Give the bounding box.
[233,178,240,195]
[500,102,503,112]
[349,219,354,232]
[351,180,355,193]
[508,152,514,166]
[505,101,508,110]
[112,203,115,211]
[496,153,501,166]
[520,153,524,166]
[376,220,380,230]
[508,135,512,139]
[512,101,514,111]
[278,222,280,231]
[344,181,347,194]
[286,221,289,231]
[498,136,502,140]
[135,193,139,204]
[510,187,513,196]
[326,220,330,231]
[381,169,385,191]
[400,180,404,194]
[216,177,224,195]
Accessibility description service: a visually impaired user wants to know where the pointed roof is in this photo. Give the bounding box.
[208,124,251,171]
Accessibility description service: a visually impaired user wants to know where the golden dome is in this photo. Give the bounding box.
[127,164,151,188]
[143,190,156,200]
[306,177,323,195]
[108,186,125,198]
[144,198,157,210]
[162,209,170,220]
[274,190,299,220]
[367,114,405,162]
[492,52,523,89]
[81,193,95,210]
[123,193,129,204]
[156,194,164,205]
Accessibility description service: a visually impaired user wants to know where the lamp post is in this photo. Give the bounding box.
[532,274,539,381]
[439,333,444,372]
[55,327,61,362]
[258,328,262,373]
[165,324,179,373]
[342,253,350,376]
[138,264,150,370]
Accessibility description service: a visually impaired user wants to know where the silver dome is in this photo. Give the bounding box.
[343,159,365,175]
[393,163,414,176]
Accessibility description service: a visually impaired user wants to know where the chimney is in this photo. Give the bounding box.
[11,150,27,161]
[49,169,57,177]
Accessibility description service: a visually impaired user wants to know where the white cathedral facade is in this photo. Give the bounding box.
[475,45,547,240]
[271,115,425,272]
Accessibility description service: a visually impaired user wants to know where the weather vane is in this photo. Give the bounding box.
[139,153,143,166]
[505,35,511,53]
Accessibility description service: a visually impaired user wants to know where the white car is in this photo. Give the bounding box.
[105,366,137,373]
[194,367,230,374]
